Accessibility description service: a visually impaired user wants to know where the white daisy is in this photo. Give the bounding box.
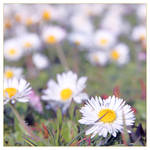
[4,66,23,79]
[3,78,32,104]
[79,96,135,138]
[4,39,23,61]
[42,71,88,104]
[70,14,93,35]
[42,26,66,45]
[68,32,92,48]
[32,53,50,70]
[87,51,109,66]
[19,33,41,53]
[109,43,130,66]
[131,25,146,42]
[94,29,117,49]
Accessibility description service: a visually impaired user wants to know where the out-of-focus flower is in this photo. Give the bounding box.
[32,53,50,70]
[68,32,91,48]
[87,51,109,66]
[136,5,146,21]
[19,33,41,53]
[42,71,88,105]
[131,25,146,42]
[28,90,43,113]
[94,29,117,49]
[70,14,93,34]
[3,78,32,104]
[109,43,130,66]
[138,51,146,62]
[79,96,135,138]
[4,39,23,61]
[76,4,106,17]
[101,13,130,36]
[42,26,66,45]
[4,66,23,79]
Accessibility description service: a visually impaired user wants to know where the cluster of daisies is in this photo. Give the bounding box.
[4,4,146,68]
[4,4,144,139]
[4,69,135,138]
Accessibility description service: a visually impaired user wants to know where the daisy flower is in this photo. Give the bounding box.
[68,32,92,48]
[87,51,109,66]
[131,25,146,42]
[4,39,23,61]
[3,78,32,104]
[109,43,130,66]
[42,71,88,104]
[32,53,50,70]
[94,29,117,49]
[4,66,23,79]
[79,96,135,138]
[42,26,66,45]
[70,14,93,35]
[19,33,41,53]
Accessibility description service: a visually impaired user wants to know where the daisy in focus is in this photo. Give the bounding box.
[42,26,66,45]
[42,71,88,105]
[4,78,32,104]
[109,43,130,66]
[4,66,23,79]
[79,95,135,138]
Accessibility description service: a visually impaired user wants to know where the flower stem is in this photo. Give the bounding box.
[55,44,69,71]
[9,103,40,142]
[72,46,79,73]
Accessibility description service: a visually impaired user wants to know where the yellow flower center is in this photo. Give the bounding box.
[4,88,18,98]
[26,18,33,26]
[60,88,73,101]
[5,70,14,79]
[100,38,108,46]
[140,34,145,41]
[93,55,99,63]
[98,109,116,123]
[42,10,51,21]
[8,48,17,56]
[15,14,21,22]
[4,20,12,29]
[24,42,32,48]
[75,40,80,46]
[111,50,120,60]
[46,35,56,44]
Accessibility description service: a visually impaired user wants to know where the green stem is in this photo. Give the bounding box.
[55,44,69,71]
[72,46,79,73]
[9,103,40,142]
[67,112,108,146]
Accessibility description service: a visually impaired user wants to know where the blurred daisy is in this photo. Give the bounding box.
[131,25,146,42]
[4,66,23,79]
[136,5,146,21]
[42,71,88,104]
[42,26,66,45]
[109,43,130,66]
[4,39,23,61]
[87,51,109,66]
[69,32,91,48]
[32,53,50,70]
[94,29,117,49]
[70,14,93,34]
[19,33,41,53]
[79,96,135,138]
[4,78,32,104]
